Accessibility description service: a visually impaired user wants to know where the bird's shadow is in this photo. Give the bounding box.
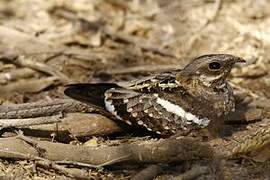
[219,94,263,138]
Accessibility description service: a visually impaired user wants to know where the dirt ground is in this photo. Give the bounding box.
[0,0,269,179]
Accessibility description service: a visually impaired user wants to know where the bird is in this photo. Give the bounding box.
[64,54,245,136]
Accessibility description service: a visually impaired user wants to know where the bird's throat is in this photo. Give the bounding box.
[199,74,225,88]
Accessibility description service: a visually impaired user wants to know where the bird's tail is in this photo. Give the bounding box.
[64,83,120,110]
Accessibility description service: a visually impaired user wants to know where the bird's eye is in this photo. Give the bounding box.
[208,62,221,70]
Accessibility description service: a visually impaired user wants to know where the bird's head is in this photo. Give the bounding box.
[177,54,245,87]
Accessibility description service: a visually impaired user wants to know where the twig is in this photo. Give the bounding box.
[16,130,46,157]
[210,124,270,158]
[0,99,94,119]
[131,164,161,180]
[0,149,91,179]
[36,160,91,179]
[0,149,44,161]
[96,155,131,167]
[230,127,270,157]
[55,155,130,169]
[2,55,71,84]
[54,160,101,169]
[0,97,122,137]
[0,68,36,84]
[15,55,71,84]
[23,113,123,137]
[173,165,210,180]
[0,77,59,94]
[0,115,62,128]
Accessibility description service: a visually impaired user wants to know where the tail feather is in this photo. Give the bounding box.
[64,83,119,109]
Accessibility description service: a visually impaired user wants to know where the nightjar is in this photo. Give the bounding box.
[64,54,245,136]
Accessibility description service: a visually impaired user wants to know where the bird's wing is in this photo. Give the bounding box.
[64,83,178,134]
[103,87,183,135]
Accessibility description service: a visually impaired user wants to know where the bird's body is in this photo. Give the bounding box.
[65,54,245,136]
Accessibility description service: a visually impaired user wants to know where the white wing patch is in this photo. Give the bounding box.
[156,97,210,127]
[156,97,185,117]
[104,93,123,120]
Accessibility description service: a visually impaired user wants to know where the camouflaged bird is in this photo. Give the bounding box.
[64,54,245,136]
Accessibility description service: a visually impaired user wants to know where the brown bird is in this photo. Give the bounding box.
[64,54,245,136]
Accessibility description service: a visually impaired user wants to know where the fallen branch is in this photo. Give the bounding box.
[0,99,94,119]
[172,165,210,180]
[210,122,270,158]
[36,160,90,179]
[2,124,267,166]
[0,68,36,84]
[2,55,71,84]
[0,115,62,129]
[0,77,58,94]
[0,122,268,175]
[0,137,213,165]
[0,113,123,137]
[0,149,91,179]
[131,164,161,180]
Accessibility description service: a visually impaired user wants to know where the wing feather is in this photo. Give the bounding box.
[104,88,182,135]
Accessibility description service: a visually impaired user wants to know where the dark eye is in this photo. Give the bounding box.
[208,62,221,70]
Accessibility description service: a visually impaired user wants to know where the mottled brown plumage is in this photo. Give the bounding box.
[64,54,245,136]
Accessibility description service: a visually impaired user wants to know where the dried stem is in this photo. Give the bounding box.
[0,99,94,119]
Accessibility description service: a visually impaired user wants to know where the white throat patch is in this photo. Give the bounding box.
[156,97,210,127]
[200,74,223,87]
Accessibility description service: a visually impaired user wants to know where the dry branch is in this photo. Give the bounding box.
[59,113,123,136]
[0,115,62,129]
[0,137,213,165]
[0,123,267,168]
[0,55,71,84]
[0,99,123,137]
[172,165,210,180]
[131,165,161,180]
[21,113,123,137]
[6,55,71,84]
[36,160,90,179]
[0,149,90,179]
[210,123,270,158]
[0,68,35,84]
[0,99,94,119]
[0,77,58,94]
